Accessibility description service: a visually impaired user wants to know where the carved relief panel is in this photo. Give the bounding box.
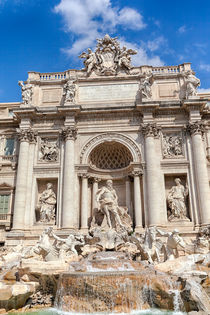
[162,132,184,159]
[38,138,59,163]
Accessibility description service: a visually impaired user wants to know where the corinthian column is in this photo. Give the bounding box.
[132,170,143,229]
[80,173,89,231]
[60,126,77,229]
[13,128,37,230]
[142,123,161,226]
[187,122,210,225]
[92,177,100,212]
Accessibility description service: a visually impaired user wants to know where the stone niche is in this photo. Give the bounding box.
[35,178,57,225]
[164,174,190,222]
[86,178,134,228]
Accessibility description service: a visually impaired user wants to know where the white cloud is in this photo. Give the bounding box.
[199,64,210,72]
[54,0,164,67]
[198,88,210,93]
[119,38,164,66]
[146,36,166,52]
[54,0,146,56]
[117,7,146,30]
[178,25,187,34]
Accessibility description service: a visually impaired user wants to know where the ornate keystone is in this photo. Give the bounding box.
[60,126,77,141]
[186,121,206,136]
[17,128,37,143]
[141,123,161,138]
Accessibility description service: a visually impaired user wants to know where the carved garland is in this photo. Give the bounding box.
[80,133,141,164]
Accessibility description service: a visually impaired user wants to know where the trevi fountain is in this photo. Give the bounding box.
[0,35,209,314]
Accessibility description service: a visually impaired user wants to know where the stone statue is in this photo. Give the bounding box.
[96,180,124,230]
[184,71,200,98]
[134,227,162,264]
[51,231,85,261]
[158,228,186,261]
[63,80,76,103]
[194,225,210,254]
[18,80,33,105]
[33,227,59,261]
[36,183,56,223]
[79,34,136,76]
[167,178,189,221]
[162,134,183,158]
[39,138,58,162]
[116,46,137,72]
[139,73,153,99]
[79,48,98,75]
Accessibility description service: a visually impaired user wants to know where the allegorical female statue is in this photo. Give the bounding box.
[167,178,189,221]
[36,183,56,223]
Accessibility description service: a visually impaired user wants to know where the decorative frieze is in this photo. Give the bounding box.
[17,128,37,143]
[162,133,184,159]
[60,126,77,141]
[141,123,161,138]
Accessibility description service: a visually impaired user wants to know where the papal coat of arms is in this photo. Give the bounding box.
[79,34,137,76]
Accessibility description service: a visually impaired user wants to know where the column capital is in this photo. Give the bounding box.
[186,121,206,136]
[92,177,101,183]
[131,169,143,177]
[16,128,37,143]
[79,172,90,179]
[141,123,161,138]
[60,126,77,141]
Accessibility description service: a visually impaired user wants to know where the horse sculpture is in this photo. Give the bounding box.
[137,227,162,264]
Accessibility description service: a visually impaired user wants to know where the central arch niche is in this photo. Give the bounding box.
[89,141,133,170]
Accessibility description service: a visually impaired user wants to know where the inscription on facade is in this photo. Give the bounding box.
[42,88,62,103]
[78,83,139,102]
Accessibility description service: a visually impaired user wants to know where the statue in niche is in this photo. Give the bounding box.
[157,228,186,261]
[18,80,33,105]
[63,80,76,103]
[139,73,153,99]
[39,138,58,162]
[167,178,189,221]
[162,134,183,158]
[36,183,56,223]
[183,71,200,98]
[91,179,132,233]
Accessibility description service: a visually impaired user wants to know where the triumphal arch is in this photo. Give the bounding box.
[0,35,209,245]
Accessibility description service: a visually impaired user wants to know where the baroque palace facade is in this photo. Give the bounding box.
[0,35,209,245]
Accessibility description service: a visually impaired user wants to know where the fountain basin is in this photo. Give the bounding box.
[55,270,177,313]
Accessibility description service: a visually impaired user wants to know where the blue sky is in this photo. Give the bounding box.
[0,0,210,102]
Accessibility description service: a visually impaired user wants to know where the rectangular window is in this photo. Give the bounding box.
[4,138,15,156]
[0,194,10,214]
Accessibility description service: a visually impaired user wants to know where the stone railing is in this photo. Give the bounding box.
[152,66,180,73]
[40,72,67,81]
